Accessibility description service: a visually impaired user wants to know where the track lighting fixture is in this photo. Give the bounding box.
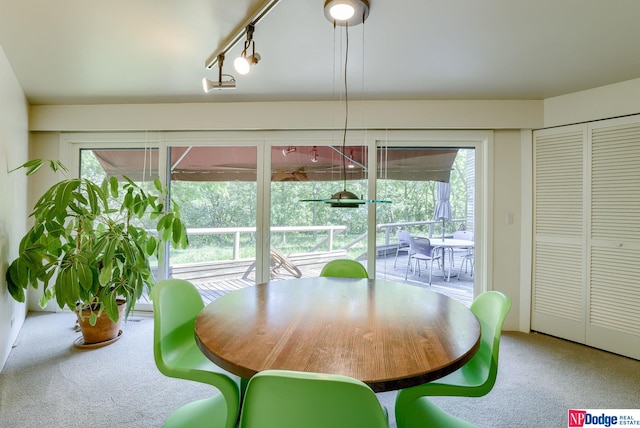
[324,0,370,26]
[204,0,281,71]
[347,151,355,168]
[282,146,296,156]
[234,24,261,75]
[202,54,236,92]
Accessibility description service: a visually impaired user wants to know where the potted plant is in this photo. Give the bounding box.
[5,159,188,345]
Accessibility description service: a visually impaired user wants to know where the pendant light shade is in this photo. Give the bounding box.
[324,0,370,26]
[329,190,365,208]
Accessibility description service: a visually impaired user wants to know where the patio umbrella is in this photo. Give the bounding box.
[433,181,452,241]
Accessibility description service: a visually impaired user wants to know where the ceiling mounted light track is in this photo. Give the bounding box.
[202,0,281,90]
[204,0,281,70]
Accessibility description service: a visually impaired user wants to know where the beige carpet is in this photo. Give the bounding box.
[1,311,638,427]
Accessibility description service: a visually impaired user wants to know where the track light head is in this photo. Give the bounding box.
[203,53,236,92]
[202,77,236,92]
[234,24,261,75]
[234,52,261,75]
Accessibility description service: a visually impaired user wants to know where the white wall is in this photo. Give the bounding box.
[29,100,543,132]
[0,45,29,372]
[544,78,640,127]
[492,130,523,330]
[27,134,60,312]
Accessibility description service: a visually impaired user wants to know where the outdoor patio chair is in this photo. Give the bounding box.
[394,291,512,428]
[452,230,474,279]
[238,370,389,428]
[394,230,412,267]
[404,237,442,285]
[151,279,242,428]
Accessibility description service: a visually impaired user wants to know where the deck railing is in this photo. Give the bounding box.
[184,220,466,260]
[185,225,348,260]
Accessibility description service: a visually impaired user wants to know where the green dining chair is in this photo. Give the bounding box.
[319,259,369,278]
[394,291,512,428]
[238,369,389,428]
[151,279,242,428]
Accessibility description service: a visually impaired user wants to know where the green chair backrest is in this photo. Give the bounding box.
[319,259,369,278]
[150,279,205,377]
[395,291,511,403]
[239,370,389,428]
[150,279,242,428]
[465,290,512,395]
[394,291,511,428]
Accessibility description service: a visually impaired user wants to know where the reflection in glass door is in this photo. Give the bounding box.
[270,145,369,280]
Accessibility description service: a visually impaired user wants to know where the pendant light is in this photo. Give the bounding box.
[324,0,370,26]
[302,0,390,208]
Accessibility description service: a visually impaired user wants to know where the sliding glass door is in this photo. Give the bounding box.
[269,144,369,280]
[69,129,488,307]
[375,145,476,305]
[166,145,258,302]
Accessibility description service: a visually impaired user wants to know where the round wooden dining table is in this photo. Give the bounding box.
[195,277,480,392]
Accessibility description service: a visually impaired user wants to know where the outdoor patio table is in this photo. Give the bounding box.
[431,238,475,281]
[194,277,480,392]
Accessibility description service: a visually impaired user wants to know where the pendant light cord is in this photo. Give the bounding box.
[341,22,349,192]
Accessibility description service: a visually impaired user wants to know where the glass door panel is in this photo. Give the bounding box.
[375,146,475,305]
[167,146,258,303]
[79,148,161,310]
[270,145,369,280]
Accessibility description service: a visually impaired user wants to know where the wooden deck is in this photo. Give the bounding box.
[167,249,474,307]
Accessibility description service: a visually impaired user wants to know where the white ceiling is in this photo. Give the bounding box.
[2,0,640,106]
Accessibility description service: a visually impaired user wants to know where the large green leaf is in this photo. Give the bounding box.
[48,159,69,174]
[6,267,25,303]
[87,179,108,210]
[102,293,119,323]
[39,288,54,308]
[54,268,78,310]
[146,236,157,255]
[89,311,98,326]
[77,260,93,291]
[109,176,119,198]
[172,217,183,246]
[55,180,80,213]
[98,264,112,287]
[7,258,28,289]
[156,213,172,231]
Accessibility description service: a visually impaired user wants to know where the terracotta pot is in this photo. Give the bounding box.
[76,300,126,344]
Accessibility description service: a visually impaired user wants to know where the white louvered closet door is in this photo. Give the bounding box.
[587,118,640,359]
[532,125,587,343]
